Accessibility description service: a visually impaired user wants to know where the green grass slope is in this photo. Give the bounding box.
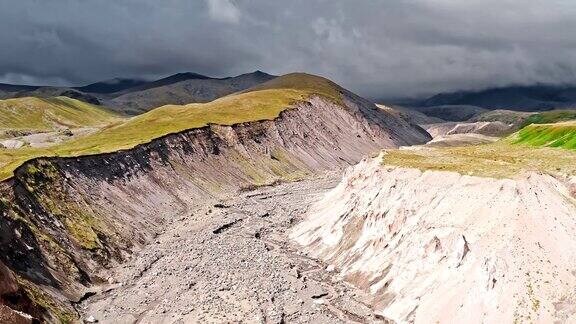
[510,122,576,149]
[0,74,343,180]
[0,97,121,131]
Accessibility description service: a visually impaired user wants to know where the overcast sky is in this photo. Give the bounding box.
[2,0,576,98]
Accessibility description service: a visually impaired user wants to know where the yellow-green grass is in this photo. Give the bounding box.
[0,97,122,131]
[510,121,576,149]
[0,74,341,180]
[382,142,576,178]
[244,73,343,104]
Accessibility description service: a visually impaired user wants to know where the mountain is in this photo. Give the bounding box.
[106,70,276,114]
[386,85,576,123]
[0,83,39,93]
[0,72,430,322]
[74,78,149,94]
[116,72,212,93]
[421,85,576,111]
[410,104,488,121]
[0,71,277,115]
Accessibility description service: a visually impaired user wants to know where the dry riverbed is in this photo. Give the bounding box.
[78,177,382,323]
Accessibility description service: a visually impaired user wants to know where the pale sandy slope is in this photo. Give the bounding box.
[291,153,576,323]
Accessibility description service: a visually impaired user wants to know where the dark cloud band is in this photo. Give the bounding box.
[1,0,576,98]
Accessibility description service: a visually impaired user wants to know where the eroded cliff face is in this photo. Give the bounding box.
[291,154,576,323]
[0,94,429,322]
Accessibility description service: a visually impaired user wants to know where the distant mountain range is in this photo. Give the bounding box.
[386,84,576,121]
[0,71,276,115]
[74,78,149,94]
[421,85,576,111]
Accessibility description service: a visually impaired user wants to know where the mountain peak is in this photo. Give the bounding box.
[76,78,149,94]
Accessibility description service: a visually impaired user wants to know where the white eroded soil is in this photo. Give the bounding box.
[291,154,576,323]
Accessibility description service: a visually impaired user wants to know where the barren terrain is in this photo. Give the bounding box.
[292,154,576,323]
[79,176,382,323]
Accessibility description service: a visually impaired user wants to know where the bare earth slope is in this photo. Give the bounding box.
[0,77,429,322]
[292,154,576,323]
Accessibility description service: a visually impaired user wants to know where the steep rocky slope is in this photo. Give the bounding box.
[292,153,576,323]
[0,75,429,322]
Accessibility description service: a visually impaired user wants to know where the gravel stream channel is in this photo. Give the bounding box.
[78,176,385,323]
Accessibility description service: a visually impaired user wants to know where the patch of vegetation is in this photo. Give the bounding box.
[519,110,576,128]
[0,74,343,180]
[4,194,90,287]
[511,122,576,149]
[0,96,121,131]
[526,280,541,313]
[17,277,75,323]
[382,142,576,178]
[19,160,105,250]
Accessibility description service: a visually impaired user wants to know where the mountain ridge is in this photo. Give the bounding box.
[418,84,576,111]
[0,71,277,115]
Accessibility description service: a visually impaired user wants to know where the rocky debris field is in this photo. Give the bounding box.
[78,177,383,323]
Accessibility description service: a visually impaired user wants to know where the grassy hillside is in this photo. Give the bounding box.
[510,122,576,149]
[0,74,343,180]
[245,73,342,104]
[0,97,121,131]
[518,110,576,128]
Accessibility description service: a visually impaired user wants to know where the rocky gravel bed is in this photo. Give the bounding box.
[78,177,382,323]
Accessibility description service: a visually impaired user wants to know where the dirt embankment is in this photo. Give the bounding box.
[0,94,429,322]
[292,154,576,323]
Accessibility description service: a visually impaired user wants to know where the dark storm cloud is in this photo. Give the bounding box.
[2,0,576,98]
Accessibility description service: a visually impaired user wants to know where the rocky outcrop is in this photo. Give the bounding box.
[0,94,429,321]
[0,262,41,323]
[292,154,576,323]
